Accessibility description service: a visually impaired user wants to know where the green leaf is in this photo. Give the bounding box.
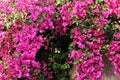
[97,27,101,32]
[61,0,66,5]
[55,48,61,53]
[4,22,11,29]
[73,59,81,64]
[61,64,70,69]
[56,0,61,6]
[4,15,7,21]
[96,0,104,4]
[13,13,19,20]
[25,19,32,24]
[53,63,60,70]
[4,62,8,69]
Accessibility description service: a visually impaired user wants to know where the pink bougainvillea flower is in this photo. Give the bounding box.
[77,42,85,49]
[114,32,120,39]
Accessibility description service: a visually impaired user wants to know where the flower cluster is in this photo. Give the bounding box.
[70,26,105,80]
[0,0,54,79]
[107,32,120,75]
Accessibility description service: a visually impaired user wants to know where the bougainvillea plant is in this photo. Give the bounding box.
[0,0,120,80]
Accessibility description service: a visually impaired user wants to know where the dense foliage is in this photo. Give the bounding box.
[0,0,120,80]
